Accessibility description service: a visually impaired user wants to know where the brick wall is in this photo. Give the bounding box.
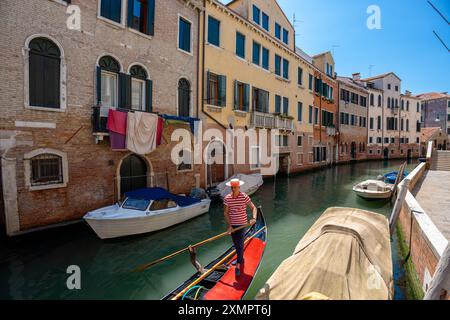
[0,0,202,233]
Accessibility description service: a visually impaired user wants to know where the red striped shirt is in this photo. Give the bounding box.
[224,192,251,226]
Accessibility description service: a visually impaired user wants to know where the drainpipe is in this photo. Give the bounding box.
[196,5,201,119]
[337,81,340,162]
[200,0,226,130]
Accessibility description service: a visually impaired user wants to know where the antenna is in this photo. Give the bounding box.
[331,45,340,57]
[293,13,304,38]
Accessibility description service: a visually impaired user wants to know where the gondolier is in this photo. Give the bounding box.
[224,178,257,277]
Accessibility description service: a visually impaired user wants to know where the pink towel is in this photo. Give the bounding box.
[106,109,127,135]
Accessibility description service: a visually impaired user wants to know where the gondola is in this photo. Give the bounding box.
[162,207,267,300]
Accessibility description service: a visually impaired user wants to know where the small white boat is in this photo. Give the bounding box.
[210,173,264,200]
[84,188,211,239]
[352,180,393,200]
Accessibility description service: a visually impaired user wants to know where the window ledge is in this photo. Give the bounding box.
[206,42,223,50]
[29,182,67,192]
[206,105,223,113]
[97,16,125,30]
[298,84,305,90]
[275,75,290,83]
[26,105,66,113]
[177,47,193,57]
[127,27,154,40]
[49,0,69,6]
[234,110,249,117]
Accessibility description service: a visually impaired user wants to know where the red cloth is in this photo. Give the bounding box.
[106,109,127,135]
[204,238,266,300]
[156,117,164,146]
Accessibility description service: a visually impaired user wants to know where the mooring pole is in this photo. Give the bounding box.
[424,244,450,300]
[389,178,410,236]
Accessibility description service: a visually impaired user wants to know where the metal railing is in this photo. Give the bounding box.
[251,112,294,131]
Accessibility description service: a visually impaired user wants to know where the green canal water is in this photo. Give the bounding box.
[0,159,417,300]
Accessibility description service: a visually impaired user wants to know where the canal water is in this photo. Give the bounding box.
[0,159,417,300]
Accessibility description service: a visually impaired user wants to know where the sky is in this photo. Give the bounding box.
[220,0,450,95]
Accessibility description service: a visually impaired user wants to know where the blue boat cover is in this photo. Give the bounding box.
[384,171,409,184]
[124,188,201,207]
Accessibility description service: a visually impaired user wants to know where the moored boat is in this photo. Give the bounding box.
[83,188,211,239]
[162,207,267,300]
[208,173,264,200]
[384,170,409,184]
[256,207,393,300]
[352,180,393,199]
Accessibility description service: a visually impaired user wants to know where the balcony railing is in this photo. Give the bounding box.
[251,111,294,131]
[326,126,337,136]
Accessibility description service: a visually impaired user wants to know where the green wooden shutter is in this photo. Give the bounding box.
[96,66,102,104]
[127,0,134,28]
[147,0,155,36]
[146,79,153,112]
[244,84,250,111]
[119,73,131,109]
[219,75,226,107]
[234,80,238,110]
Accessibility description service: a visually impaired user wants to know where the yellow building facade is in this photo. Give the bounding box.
[199,0,317,185]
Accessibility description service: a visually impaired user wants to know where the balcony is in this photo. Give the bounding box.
[326,126,337,136]
[251,111,294,131]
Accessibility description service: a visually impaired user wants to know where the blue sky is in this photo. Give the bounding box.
[221,0,449,94]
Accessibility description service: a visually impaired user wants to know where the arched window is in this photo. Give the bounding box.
[378,95,382,107]
[29,37,61,109]
[370,93,374,106]
[130,65,148,111]
[178,78,191,117]
[395,99,399,108]
[387,97,391,108]
[97,55,121,108]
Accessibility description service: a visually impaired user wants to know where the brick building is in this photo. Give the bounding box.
[0,0,203,235]
[337,74,369,162]
[311,52,338,164]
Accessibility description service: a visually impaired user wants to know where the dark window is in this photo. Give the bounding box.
[206,72,226,107]
[275,23,281,39]
[234,81,249,111]
[29,37,61,109]
[236,32,245,58]
[297,135,303,146]
[308,74,313,90]
[275,54,281,76]
[282,58,289,79]
[297,67,303,86]
[128,0,155,35]
[130,65,149,111]
[370,93,374,106]
[253,5,260,24]
[387,84,391,90]
[275,95,281,113]
[252,87,269,113]
[308,105,313,124]
[378,95,382,107]
[178,17,191,52]
[282,28,289,45]
[252,41,261,65]
[262,47,269,70]
[283,97,289,115]
[321,110,334,127]
[297,102,303,122]
[31,154,63,186]
[101,0,122,24]
[178,78,190,117]
[370,117,374,129]
[262,12,269,31]
[395,85,399,92]
[314,107,319,125]
[208,16,220,47]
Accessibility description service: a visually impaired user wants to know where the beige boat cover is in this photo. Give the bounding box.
[256,207,393,300]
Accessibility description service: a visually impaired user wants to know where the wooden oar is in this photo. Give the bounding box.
[136,222,254,272]
[171,226,267,300]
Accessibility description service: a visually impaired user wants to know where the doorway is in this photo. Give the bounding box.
[350,142,356,160]
[119,154,148,196]
[383,147,389,160]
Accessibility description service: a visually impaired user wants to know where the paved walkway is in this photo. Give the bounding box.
[413,170,450,241]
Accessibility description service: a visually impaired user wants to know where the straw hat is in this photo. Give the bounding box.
[226,178,245,187]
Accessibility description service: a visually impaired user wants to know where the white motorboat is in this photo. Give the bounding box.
[352,180,394,200]
[83,188,211,239]
[209,173,264,200]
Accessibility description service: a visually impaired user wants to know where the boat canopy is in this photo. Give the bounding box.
[256,207,393,300]
[125,188,201,207]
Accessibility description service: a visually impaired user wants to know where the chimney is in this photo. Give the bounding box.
[352,73,361,81]
[405,90,411,97]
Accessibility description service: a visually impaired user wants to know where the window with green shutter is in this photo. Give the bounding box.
[262,47,269,70]
[208,16,220,47]
[236,32,245,59]
[283,97,289,115]
[252,41,261,65]
[206,71,226,107]
[297,67,303,86]
[282,59,289,79]
[309,105,313,124]
[275,55,281,76]
[234,81,249,111]
[275,23,281,39]
[275,95,281,114]
[297,102,303,122]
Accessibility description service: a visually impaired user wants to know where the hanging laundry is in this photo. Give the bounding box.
[106,109,128,151]
[106,109,127,135]
[160,114,200,134]
[156,116,164,146]
[126,111,159,155]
